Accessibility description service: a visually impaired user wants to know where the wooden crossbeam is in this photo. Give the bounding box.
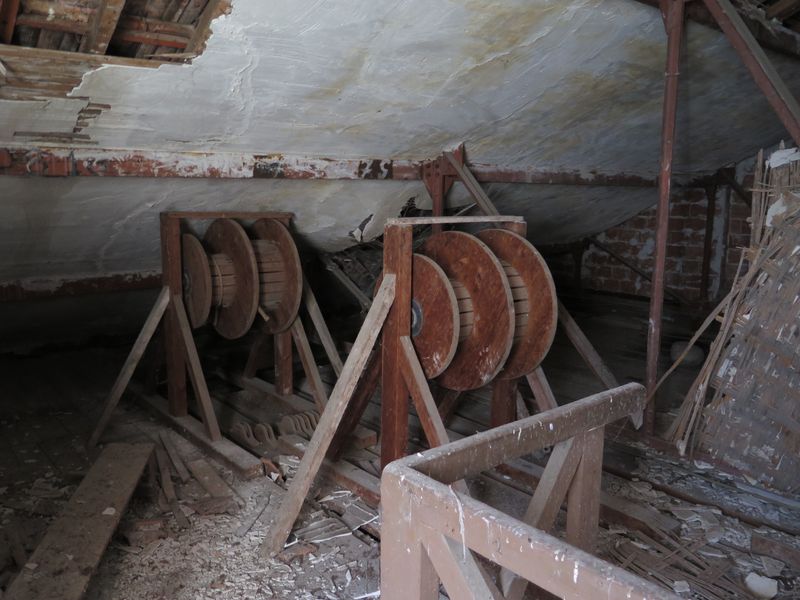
[525,367,558,412]
[79,0,127,54]
[261,274,396,556]
[503,436,583,600]
[400,336,449,447]
[703,0,800,145]
[422,531,503,600]
[303,278,344,376]
[766,0,800,21]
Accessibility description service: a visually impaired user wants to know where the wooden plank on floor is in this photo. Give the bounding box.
[187,458,233,498]
[6,443,153,600]
[137,391,263,480]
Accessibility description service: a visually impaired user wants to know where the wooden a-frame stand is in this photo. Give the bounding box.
[88,211,341,455]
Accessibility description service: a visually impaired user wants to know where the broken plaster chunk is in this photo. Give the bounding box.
[102,506,116,516]
[745,573,778,599]
[760,556,785,578]
[672,580,690,594]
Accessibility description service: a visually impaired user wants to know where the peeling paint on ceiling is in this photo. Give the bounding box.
[1,0,799,285]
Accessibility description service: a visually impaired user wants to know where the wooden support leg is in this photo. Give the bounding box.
[422,531,503,600]
[566,427,604,552]
[525,367,558,412]
[400,336,449,447]
[290,317,328,413]
[381,225,412,469]
[381,473,439,600]
[88,287,170,448]
[557,300,619,390]
[172,295,222,442]
[328,348,381,459]
[303,278,344,377]
[437,388,462,424]
[490,378,517,428]
[261,275,395,557]
[503,436,583,600]
[161,214,187,417]
[274,330,293,396]
[244,331,270,378]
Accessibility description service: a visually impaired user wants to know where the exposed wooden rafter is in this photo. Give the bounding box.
[0,0,21,43]
[79,0,128,54]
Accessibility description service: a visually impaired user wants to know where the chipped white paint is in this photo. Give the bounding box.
[2,0,800,286]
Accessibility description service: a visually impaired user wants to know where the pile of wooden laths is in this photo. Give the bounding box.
[666,147,800,491]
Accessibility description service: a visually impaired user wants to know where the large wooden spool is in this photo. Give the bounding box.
[476,229,557,379]
[181,218,303,339]
[251,219,303,334]
[419,231,515,391]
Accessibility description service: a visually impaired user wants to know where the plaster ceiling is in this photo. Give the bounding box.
[1,0,799,287]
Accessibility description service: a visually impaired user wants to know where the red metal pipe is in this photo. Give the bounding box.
[645,0,686,434]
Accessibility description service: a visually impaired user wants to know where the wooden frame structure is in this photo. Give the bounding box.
[380,383,680,600]
[88,211,338,460]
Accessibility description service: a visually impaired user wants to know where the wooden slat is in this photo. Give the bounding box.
[138,391,263,479]
[78,0,127,54]
[187,458,233,498]
[444,152,500,216]
[88,287,170,448]
[155,445,190,528]
[6,443,153,600]
[766,0,800,22]
[261,274,395,557]
[159,430,191,483]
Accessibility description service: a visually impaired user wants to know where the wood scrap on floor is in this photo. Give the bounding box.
[5,443,153,600]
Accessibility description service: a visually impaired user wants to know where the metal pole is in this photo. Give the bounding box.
[645,0,685,434]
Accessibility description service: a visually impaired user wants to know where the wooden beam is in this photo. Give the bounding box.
[88,286,170,448]
[0,0,20,44]
[766,0,800,22]
[381,225,412,468]
[172,294,222,442]
[290,317,328,413]
[261,274,395,557]
[525,367,558,412]
[566,427,604,552]
[274,329,293,396]
[557,300,619,390]
[115,29,188,49]
[184,0,225,55]
[399,336,449,447]
[14,13,86,34]
[303,278,344,377]
[504,437,583,600]
[422,531,504,600]
[703,0,800,145]
[6,443,154,600]
[79,0,127,54]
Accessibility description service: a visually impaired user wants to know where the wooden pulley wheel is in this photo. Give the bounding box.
[419,231,515,391]
[203,218,259,339]
[251,218,303,334]
[181,233,212,328]
[376,254,459,379]
[476,229,558,379]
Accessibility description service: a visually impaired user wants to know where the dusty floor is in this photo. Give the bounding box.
[0,292,798,599]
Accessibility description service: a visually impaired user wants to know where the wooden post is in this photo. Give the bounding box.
[274,330,293,396]
[262,275,395,556]
[381,224,413,468]
[160,213,187,417]
[490,379,517,428]
[566,427,604,552]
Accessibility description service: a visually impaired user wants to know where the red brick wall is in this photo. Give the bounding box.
[546,186,752,303]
